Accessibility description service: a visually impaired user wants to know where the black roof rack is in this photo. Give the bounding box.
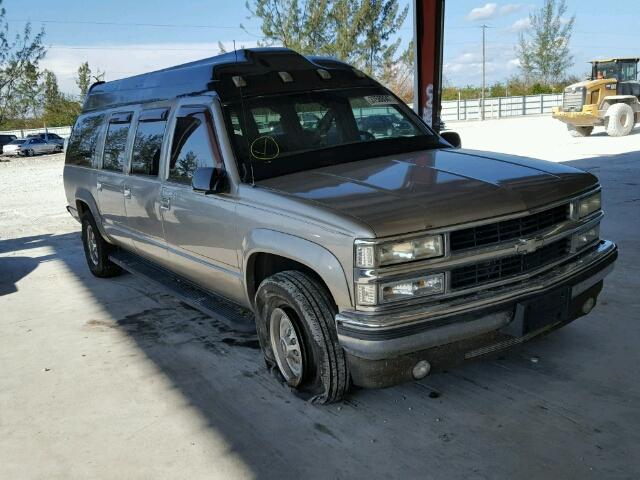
[82,47,377,113]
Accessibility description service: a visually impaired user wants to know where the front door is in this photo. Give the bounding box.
[124,107,170,266]
[96,111,133,246]
[160,103,242,303]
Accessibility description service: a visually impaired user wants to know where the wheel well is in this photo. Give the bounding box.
[76,199,89,218]
[247,253,336,309]
[604,99,636,111]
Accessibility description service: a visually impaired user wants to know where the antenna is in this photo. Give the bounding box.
[234,40,255,186]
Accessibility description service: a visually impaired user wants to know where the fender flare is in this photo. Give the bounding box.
[74,188,110,241]
[603,96,640,114]
[242,229,353,311]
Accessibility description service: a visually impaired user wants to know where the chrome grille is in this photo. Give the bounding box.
[450,204,570,251]
[562,88,585,112]
[450,238,570,290]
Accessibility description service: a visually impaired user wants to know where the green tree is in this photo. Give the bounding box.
[245,0,408,79]
[42,69,81,126]
[14,61,42,120]
[0,0,46,127]
[355,0,407,76]
[516,0,575,85]
[244,0,333,55]
[76,61,91,98]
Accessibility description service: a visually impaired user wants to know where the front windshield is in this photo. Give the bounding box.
[223,87,438,181]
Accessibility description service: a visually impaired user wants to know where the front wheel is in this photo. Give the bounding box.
[606,103,635,137]
[24,149,33,157]
[255,271,350,403]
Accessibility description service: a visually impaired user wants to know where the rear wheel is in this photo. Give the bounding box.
[605,103,635,137]
[255,270,349,403]
[81,212,122,277]
[567,125,593,137]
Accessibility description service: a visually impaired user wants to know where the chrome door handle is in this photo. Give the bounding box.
[123,187,131,199]
[96,181,102,191]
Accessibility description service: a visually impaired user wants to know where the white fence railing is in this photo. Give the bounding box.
[0,95,564,137]
[442,93,563,122]
[0,125,72,138]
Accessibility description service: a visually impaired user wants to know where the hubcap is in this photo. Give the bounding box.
[620,114,627,126]
[86,225,99,266]
[269,308,303,386]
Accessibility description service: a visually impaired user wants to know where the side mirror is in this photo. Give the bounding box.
[441,131,462,149]
[192,167,229,194]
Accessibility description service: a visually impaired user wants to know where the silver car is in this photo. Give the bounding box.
[2,137,59,156]
[63,48,617,403]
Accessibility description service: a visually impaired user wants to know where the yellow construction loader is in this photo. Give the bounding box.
[552,58,640,137]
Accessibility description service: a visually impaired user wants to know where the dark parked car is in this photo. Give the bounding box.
[357,114,415,138]
[0,134,17,150]
[26,132,65,150]
[63,48,617,403]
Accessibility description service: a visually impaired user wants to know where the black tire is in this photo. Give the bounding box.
[605,103,635,137]
[567,125,593,137]
[81,212,122,278]
[255,270,349,403]
[24,149,33,157]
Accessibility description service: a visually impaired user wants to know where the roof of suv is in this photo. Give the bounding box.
[83,47,378,113]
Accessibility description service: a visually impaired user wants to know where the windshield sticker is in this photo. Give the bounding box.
[364,95,398,106]
[250,135,280,160]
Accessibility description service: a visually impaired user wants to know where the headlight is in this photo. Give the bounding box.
[577,192,601,218]
[355,235,443,268]
[572,224,600,251]
[380,273,445,304]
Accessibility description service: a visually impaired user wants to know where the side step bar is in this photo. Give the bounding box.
[109,250,256,333]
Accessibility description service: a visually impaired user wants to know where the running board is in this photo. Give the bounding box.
[109,250,256,333]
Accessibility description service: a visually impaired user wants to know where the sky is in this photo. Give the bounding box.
[4,0,640,94]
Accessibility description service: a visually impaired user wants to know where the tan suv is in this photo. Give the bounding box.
[63,48,617,403]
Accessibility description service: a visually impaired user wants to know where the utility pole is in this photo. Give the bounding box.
[481,24,488,120]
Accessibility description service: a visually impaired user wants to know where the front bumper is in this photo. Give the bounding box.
[552,106,601,126]
[337,240,617,388]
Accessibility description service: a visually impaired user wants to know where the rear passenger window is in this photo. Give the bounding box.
[168,106,221,184]
[131,108,168,176]
[66,113,105,167]
[102,112,132,172]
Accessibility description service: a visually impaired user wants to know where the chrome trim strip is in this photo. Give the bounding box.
[339,240,615,330]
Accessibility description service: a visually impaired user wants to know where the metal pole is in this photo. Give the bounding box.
[481,24,486,121]
[457,91,461,120]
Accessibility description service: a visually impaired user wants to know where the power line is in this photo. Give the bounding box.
[6,17,263,32]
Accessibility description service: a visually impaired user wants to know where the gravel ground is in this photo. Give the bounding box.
[1,119,639,479]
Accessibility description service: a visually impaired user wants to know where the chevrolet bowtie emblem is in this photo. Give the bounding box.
[514,237,545,255]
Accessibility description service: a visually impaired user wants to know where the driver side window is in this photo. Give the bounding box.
[168,106,221,184]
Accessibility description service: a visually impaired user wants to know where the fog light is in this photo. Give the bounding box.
[582,297,595,314]
[412,360,431,379]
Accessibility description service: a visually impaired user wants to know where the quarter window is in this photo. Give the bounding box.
[66,113,106,167]
[102,112,132,172]
[168,106,221,184]
[131,108,168,176]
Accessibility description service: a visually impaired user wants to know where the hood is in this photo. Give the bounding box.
[258,148,597,238]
